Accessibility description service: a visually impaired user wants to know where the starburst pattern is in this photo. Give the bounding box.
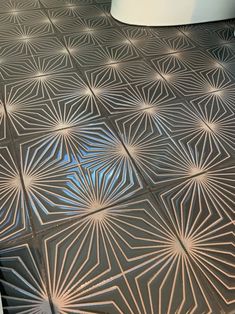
[0,101,7,142]
[0,0,40,12]
[156,184,235,313]
[0,146,30,243]
[0,35,69,58]
[48,6,113,33]
[179,23,235,47]
[6,88,101,137]
[0,2,235,313]
[64,31,139,67]
[122,26,195,56]
[0,244,51,314]
[207,43,235,75]
[113,106,232,186]
[18,127,143,227]
[41,195,234,313]
[0,12,54,38]
[87,72,176,115]
[4,72,90,104]
[40,0,93,8]
[151,53,235,97]
[0,54,73,80]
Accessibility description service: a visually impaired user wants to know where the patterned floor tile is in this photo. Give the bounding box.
[0,1,234,312]
[154,177,235,313]
[64,30,140,66]
[64,27,126,45]
[180,24,235,48]
[122,26,195,57]
[86,70,177,116]
[0,242,52,314]
[113,111,232,187]
[0,100,8,142]
[6,92,101,138]
[0,0,41,13]
[151,56,235,97]
[0,54,74,80]
[40,0,94,8]
[0,11,54,38]
[0,10,50,27]
[207,43,235,76]
[151,49,222,72]
[48,6,113,33]
[65,39,139,67]
[0,23,54,41]
[0,145,31,244]
[39,193,232,313]
[4,72,90,105]
[84,59,164,87]
[0,37,73,80]
[189,93,235,154]
[16,125,144,228]
[0,35,67,59]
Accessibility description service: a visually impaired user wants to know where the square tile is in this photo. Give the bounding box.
[157,49,223,71]
[4,72,90,105]
[0,4,234,314]
[122,26,195,57]
[37,193,191,314]
[40,0,93,8]
[0,10,51,27]
[207,43,235,76]
[0,144,31,244]
[0,25,54,43]
[0,54,74,80]
[0,242,52,314]
[6,92,102,138]
[189,93,235,154]
[86,71,177,116]
[16,125,144,228]
[0,99,8,142]
[180,24,235,47]
[65,38,140,67]
[63,27,126,45]
[0,35,67,59]
[153,171,235,313]
[84,60,163,87]
[48,6,113,33]
[151,58,235,97]
[0,0,41,12]
[113,108,232,187]
[150,26,196,51]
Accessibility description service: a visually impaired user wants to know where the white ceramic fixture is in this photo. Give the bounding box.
[111,0,235,26]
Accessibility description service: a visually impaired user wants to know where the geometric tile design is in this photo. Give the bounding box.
[0,100,7,142]
[0,0,41,13]
[151,54,235,97]
[0,244,51,314]
[48,5,113,33]
[64,30,140,67]
[18,127,143,228]
[6,92,101,137]
[0,0,234,312]
[0,146,30,243]
[158,187,235,313]
[207,43,235,75]
[4,72,90,104]
[122,26,196,57]
[41,195,233,313]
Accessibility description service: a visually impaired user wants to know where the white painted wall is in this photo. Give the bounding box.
[111,0,235,26]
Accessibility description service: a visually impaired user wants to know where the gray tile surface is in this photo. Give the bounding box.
[0,0,234,313]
